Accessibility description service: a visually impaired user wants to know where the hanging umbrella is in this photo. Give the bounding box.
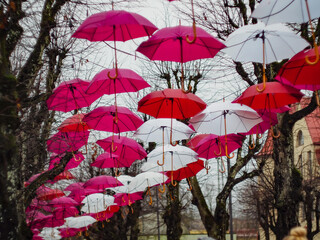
[64,216,97,229]
[137,25,225,92]
[83,105,143,133]
[232,82,304,137]
[113,192,143,206]
[48,152,84,171]
[36,187,65,201]
[251,0,320,64]
[38,227,62,239]
[48,197,79,208]
[46,78,99,113]
[96,135,147,161]
[52,207,79,220]
[50,170,76,183]
[275,47,320,104]
[83,175,123,191]
[192,134,243,160]
[86,68,150,96]
[189,101,262,158]
[223,22,309,91]
[47,131,90,154]
[58,114,91,132]
[91,152,137,169]
[133,118,195,143]
[81,193,116,213]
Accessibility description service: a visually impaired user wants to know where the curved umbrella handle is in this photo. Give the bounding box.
[257,40,267,93]
[182,84,192,94]
[219,157,226,173]
[225,144,235,159]
[271,125,280,138]
[186,20,197,44]
[148,195,153,205]
[256,74,266,92]
[111,140,117,152]
[171,178,178,186]
[114,167,121,177]
[205,160,211,174]
[157,143,165,166]
[108,65,119,80]
[305,44,319,65]
[158,184,166,193]
[214,137,222,156]
[187,178,192,191]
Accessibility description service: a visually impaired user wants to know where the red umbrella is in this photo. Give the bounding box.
[48,152,84,171]
[233,82,304,137]
[36,187,65,201]
[47,130,90,154]
[187,134,210,149]
[137,25,225,92]
[166,159,205,181]
[275,46,320,104]
[114,192,143,207]
[51,170,76,182]
[83,175,123,191]
[91,152,137,169]
[46,78,99,113]
[83,105,143,133]
[58,113,91,132]
[96,136,147,161]
[138,88,206,119]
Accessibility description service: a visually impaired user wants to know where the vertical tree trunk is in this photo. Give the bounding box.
[163,183,182,240]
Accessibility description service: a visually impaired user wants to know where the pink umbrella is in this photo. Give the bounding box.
[91,152,137,168]
[245,110,278,136]
[36,186,65,201]
[136,25,225,92]
[49,170,76,183]
[48,152,84,170]
[193,134,243,160]
[114,192,143,207]
[96,136,147,161]
[48,197,79,208]
[24,172,43,187]
[83,175,123,191]
[30,214,65,230]
[47,130,90,154]
[46,78,99,112]
[26,198,53,213]
[68,188,103,204]
[52,206,79,220]
[83,105,143,133]
[58,113,91,132]
[86,68,150,95]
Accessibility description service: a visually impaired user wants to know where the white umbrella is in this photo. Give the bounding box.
[189,101,262,158]
[64,216,97,229]
[133,118,194,143]
[81,193,115,213]
[251,0,320,65]
[110,175,133,193]
[127,172,168,204]
[223,22,309,91]
[38,227,61,240]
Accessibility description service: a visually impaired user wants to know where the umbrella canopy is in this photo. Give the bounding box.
[64,216,97,229]
[38,227,61,239]
[136,25,225,63]
[86,68,150,95]
[47,131,89,154]
[58,114,91,132]
[138,88,207,119]
[275,47,320,91]
[46,78,99,113]
[193,134,243,160]
[127,172,168,193]
[232,82,304,110]
[244,110,278,135]
[251,0,320,25]
[52,207,79,220]
[96,136,147,160]
[223,22,309,64]
[133,118,195,143]
[189,101,262,136]
[48,152,84,171]
[36,187,65,201]
[165,159,205,181]
[48,197,79,208]
[83,105,143,133]
[72,10,158,42]
[83,175,123,190]
[90,152,137,168]
[81,194,116,213]
[113,192,143,206]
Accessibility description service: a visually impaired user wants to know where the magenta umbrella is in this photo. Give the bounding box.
[46,78,99,112]
[52,206,79,220]
[96,136,147,161]
[136,25,225,92]
[68,188,103,204]
[47,131,90,154]
[91,152,137,168]
[30,214,65,230]
[245,110,278,136]
[83,105,143,133]
[193,134,243,160]
[48,197,79,208]
[86,68,150,95]
[114,192,143,207]
[48,152,84,171]
[83,175,123,191]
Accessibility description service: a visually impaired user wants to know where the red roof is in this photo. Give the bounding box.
[258,97,320,156]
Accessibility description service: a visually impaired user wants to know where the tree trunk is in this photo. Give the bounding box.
[163,183,182,240]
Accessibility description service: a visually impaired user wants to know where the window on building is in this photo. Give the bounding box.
[297,130,304,146]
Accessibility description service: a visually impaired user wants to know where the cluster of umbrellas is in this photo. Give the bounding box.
[27,0,320,239]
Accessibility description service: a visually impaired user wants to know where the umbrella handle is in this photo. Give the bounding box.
[148,195,153,205]
[256,74,266,92]
[219,157,226,173]
[205,160,211,174]
[111,140,117,152]
[214,137,222,156]
[158,184,165,193]
[170,118,178,146]
[171,178,178,186]
[131,205,134,214]
[182,84,192,94]
[108,64,119,80]
[114,168,121,177]
[187,177,192,191]
[305,44,319,65]
[186,20,197,44]
[248,134,255,150]
[257,40,266,92]
[225,144,235,159]
[271,125,280,138]
[157,153,165,166]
